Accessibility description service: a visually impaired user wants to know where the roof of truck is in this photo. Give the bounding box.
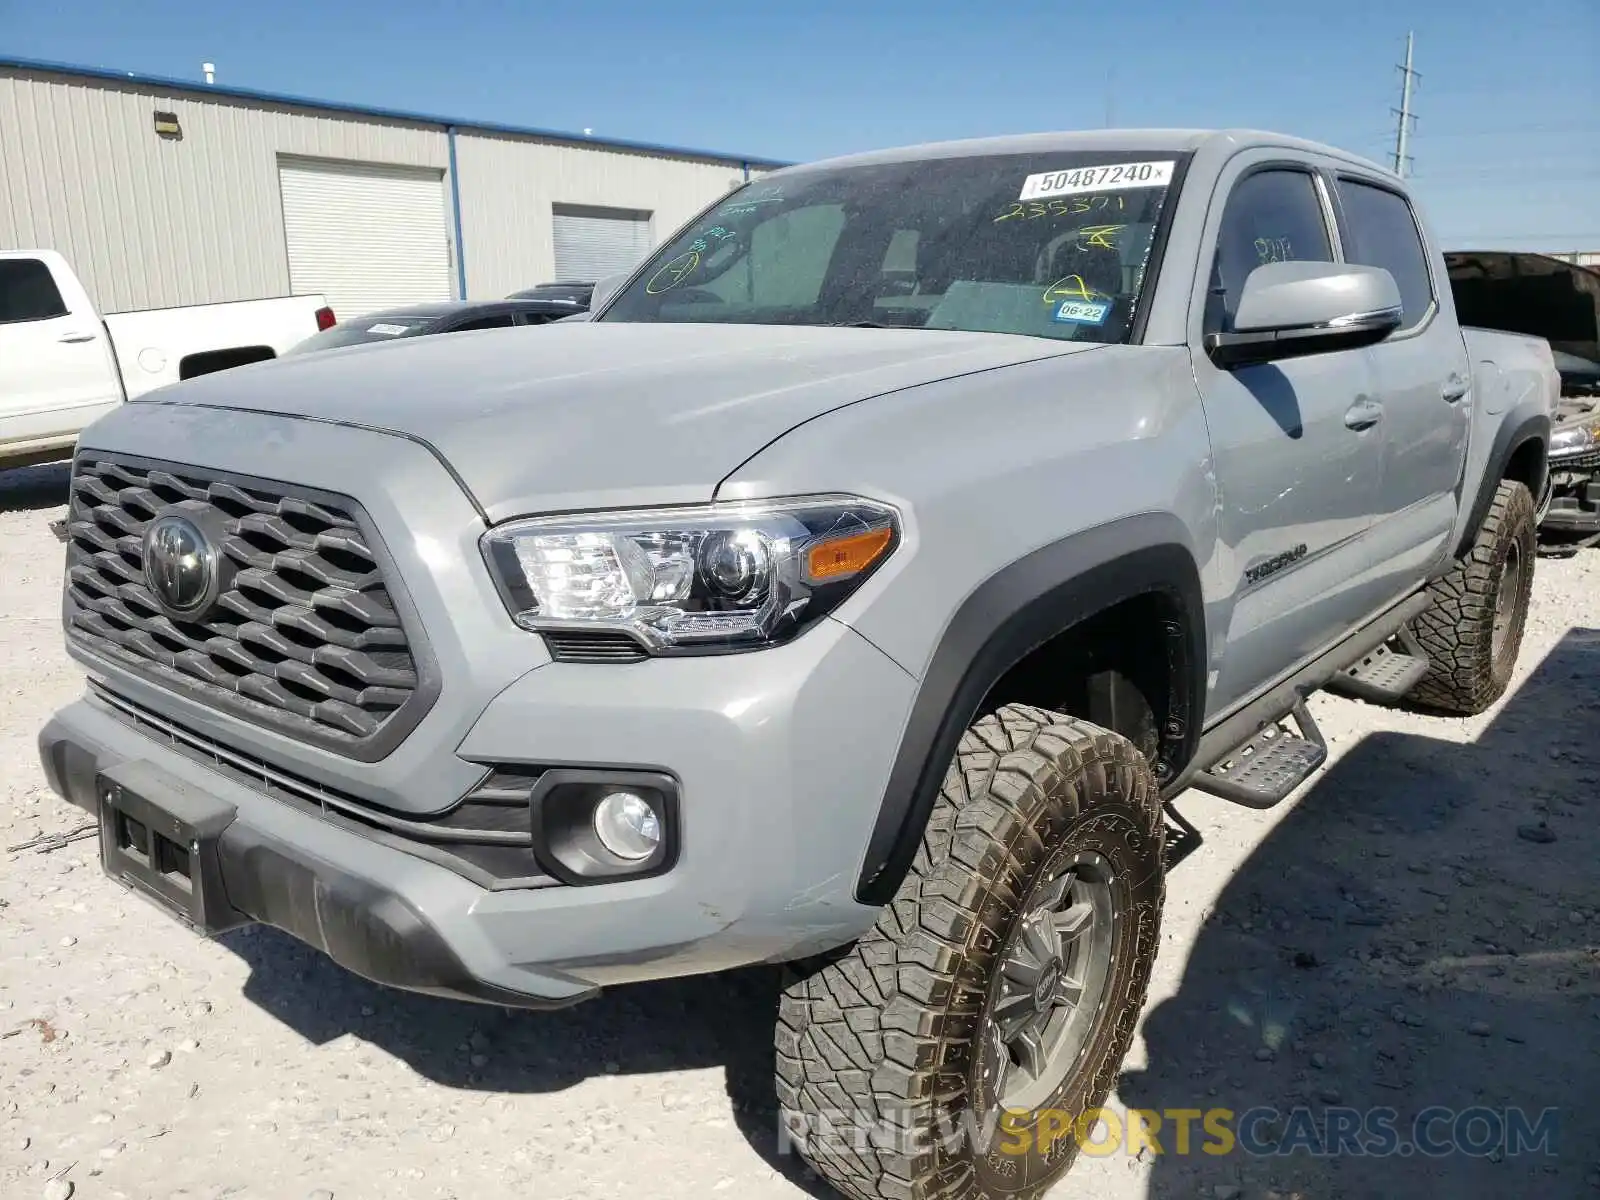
[777,128,1396,178]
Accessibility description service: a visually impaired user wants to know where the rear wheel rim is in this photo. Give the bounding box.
[978,850,1118,1114]
[1492,539,1524,660]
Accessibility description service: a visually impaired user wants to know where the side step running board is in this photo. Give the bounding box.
[1326,628,1430,704]
[1191,700,1327,810]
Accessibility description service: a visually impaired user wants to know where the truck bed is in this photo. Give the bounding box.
[1462,325,1561,422]
[105,294,333,400]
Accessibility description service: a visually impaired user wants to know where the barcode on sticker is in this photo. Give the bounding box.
[1020,160,1174,202]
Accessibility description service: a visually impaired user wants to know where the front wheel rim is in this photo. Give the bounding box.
[1492,539,1525,660]
[978,850,1118,1114]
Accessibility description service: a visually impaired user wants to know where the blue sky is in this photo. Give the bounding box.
[5,0,1597,251]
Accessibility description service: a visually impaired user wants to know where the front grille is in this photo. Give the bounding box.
[95,685,558,890]
[1552,446,1600,472]
[65,454,434,758]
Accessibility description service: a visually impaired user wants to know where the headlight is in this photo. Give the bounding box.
[1550,419,1600,460]
[481,495,899,654]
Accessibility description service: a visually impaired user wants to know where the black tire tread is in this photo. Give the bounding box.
[776,705,1163,1200]
[1409,479,1536,715]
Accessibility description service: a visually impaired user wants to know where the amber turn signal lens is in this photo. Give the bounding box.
[806,527,893,581]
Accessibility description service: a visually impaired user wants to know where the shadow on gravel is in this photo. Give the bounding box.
[0,462,71,512]
[224,918,828,1192]
[215,629,1599,1200]
[1121,628,1600,1199]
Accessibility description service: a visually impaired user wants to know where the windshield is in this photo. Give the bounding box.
[285,316,434,356]
[600,151,1188,343]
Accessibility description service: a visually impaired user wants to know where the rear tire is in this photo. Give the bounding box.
[775,705,1164,1200]
[1409,479,1536,715]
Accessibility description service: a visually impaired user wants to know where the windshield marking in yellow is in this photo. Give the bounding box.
[1075,224,1126,250]
[645,251,701,295]
[994,195,1127,223]
[1042,276,1103,304]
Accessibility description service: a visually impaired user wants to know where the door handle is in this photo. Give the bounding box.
[1441,373,1469,402]
[1344,399,1384,431]
[57,331,98,344]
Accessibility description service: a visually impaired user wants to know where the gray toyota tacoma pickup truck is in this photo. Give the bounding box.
[41,129,1557,1200]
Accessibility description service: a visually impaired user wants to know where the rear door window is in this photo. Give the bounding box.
[0,258,70,324]
[1334,179,1435,331]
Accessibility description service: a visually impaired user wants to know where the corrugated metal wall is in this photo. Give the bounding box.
[454,132,751,297]
[0,68,448,313]
[0,65,772,314]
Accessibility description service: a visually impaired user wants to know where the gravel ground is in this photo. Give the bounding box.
[1,460,1596,1200]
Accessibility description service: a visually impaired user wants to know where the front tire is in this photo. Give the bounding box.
[776,705,1164,1200]
[1409,479,1537,715]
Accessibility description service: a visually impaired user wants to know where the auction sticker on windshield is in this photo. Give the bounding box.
[1020,161,1174,201]
[368,323,412,336]
[1054,299,1112,325]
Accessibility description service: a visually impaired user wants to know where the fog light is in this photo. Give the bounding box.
[592,791,662,861]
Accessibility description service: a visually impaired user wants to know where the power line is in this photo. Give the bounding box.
[1391,32,1419,177]
[1414,124,1600,140]
[1410,169,1600,182]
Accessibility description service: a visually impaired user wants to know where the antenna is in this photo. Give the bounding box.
[1391,33,1418,177]
[202,62,215,85]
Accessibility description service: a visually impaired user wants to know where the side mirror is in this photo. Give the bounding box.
[1206,261,1403,369]
[589,272,630,313]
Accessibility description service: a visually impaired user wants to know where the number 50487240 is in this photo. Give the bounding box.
[1019,160,1174,202]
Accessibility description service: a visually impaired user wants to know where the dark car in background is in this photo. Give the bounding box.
[507,281,595,308]
[1445,250,1600,549]
[285,298,578,357]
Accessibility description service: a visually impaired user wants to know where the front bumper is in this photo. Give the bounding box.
[41,698,595,1007]
[41,613,915,1008]
[46,402,921,1007]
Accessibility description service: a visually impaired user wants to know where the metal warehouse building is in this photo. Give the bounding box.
[0,57,784,319]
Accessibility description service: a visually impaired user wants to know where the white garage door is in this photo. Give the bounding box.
[551,205,654,281]
[279,158,452,319]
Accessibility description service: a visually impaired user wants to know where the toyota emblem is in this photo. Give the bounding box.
[142,513,218,619]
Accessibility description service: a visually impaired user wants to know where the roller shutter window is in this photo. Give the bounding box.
[279,158,453,319]
[551,205,654,282]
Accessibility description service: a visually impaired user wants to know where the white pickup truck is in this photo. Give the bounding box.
[0,249,334,470]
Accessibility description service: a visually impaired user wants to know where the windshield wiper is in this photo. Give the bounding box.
[828,319,897,329]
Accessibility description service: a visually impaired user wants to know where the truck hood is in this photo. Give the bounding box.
[143,321,1095,520]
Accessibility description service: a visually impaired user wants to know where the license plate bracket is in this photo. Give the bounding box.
[96,760,247,936]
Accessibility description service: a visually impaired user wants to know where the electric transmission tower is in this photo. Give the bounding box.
[1392,32,1419,177]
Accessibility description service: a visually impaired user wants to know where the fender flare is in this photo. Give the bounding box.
[1455,412,1550,559]
[853,513,1207,905]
